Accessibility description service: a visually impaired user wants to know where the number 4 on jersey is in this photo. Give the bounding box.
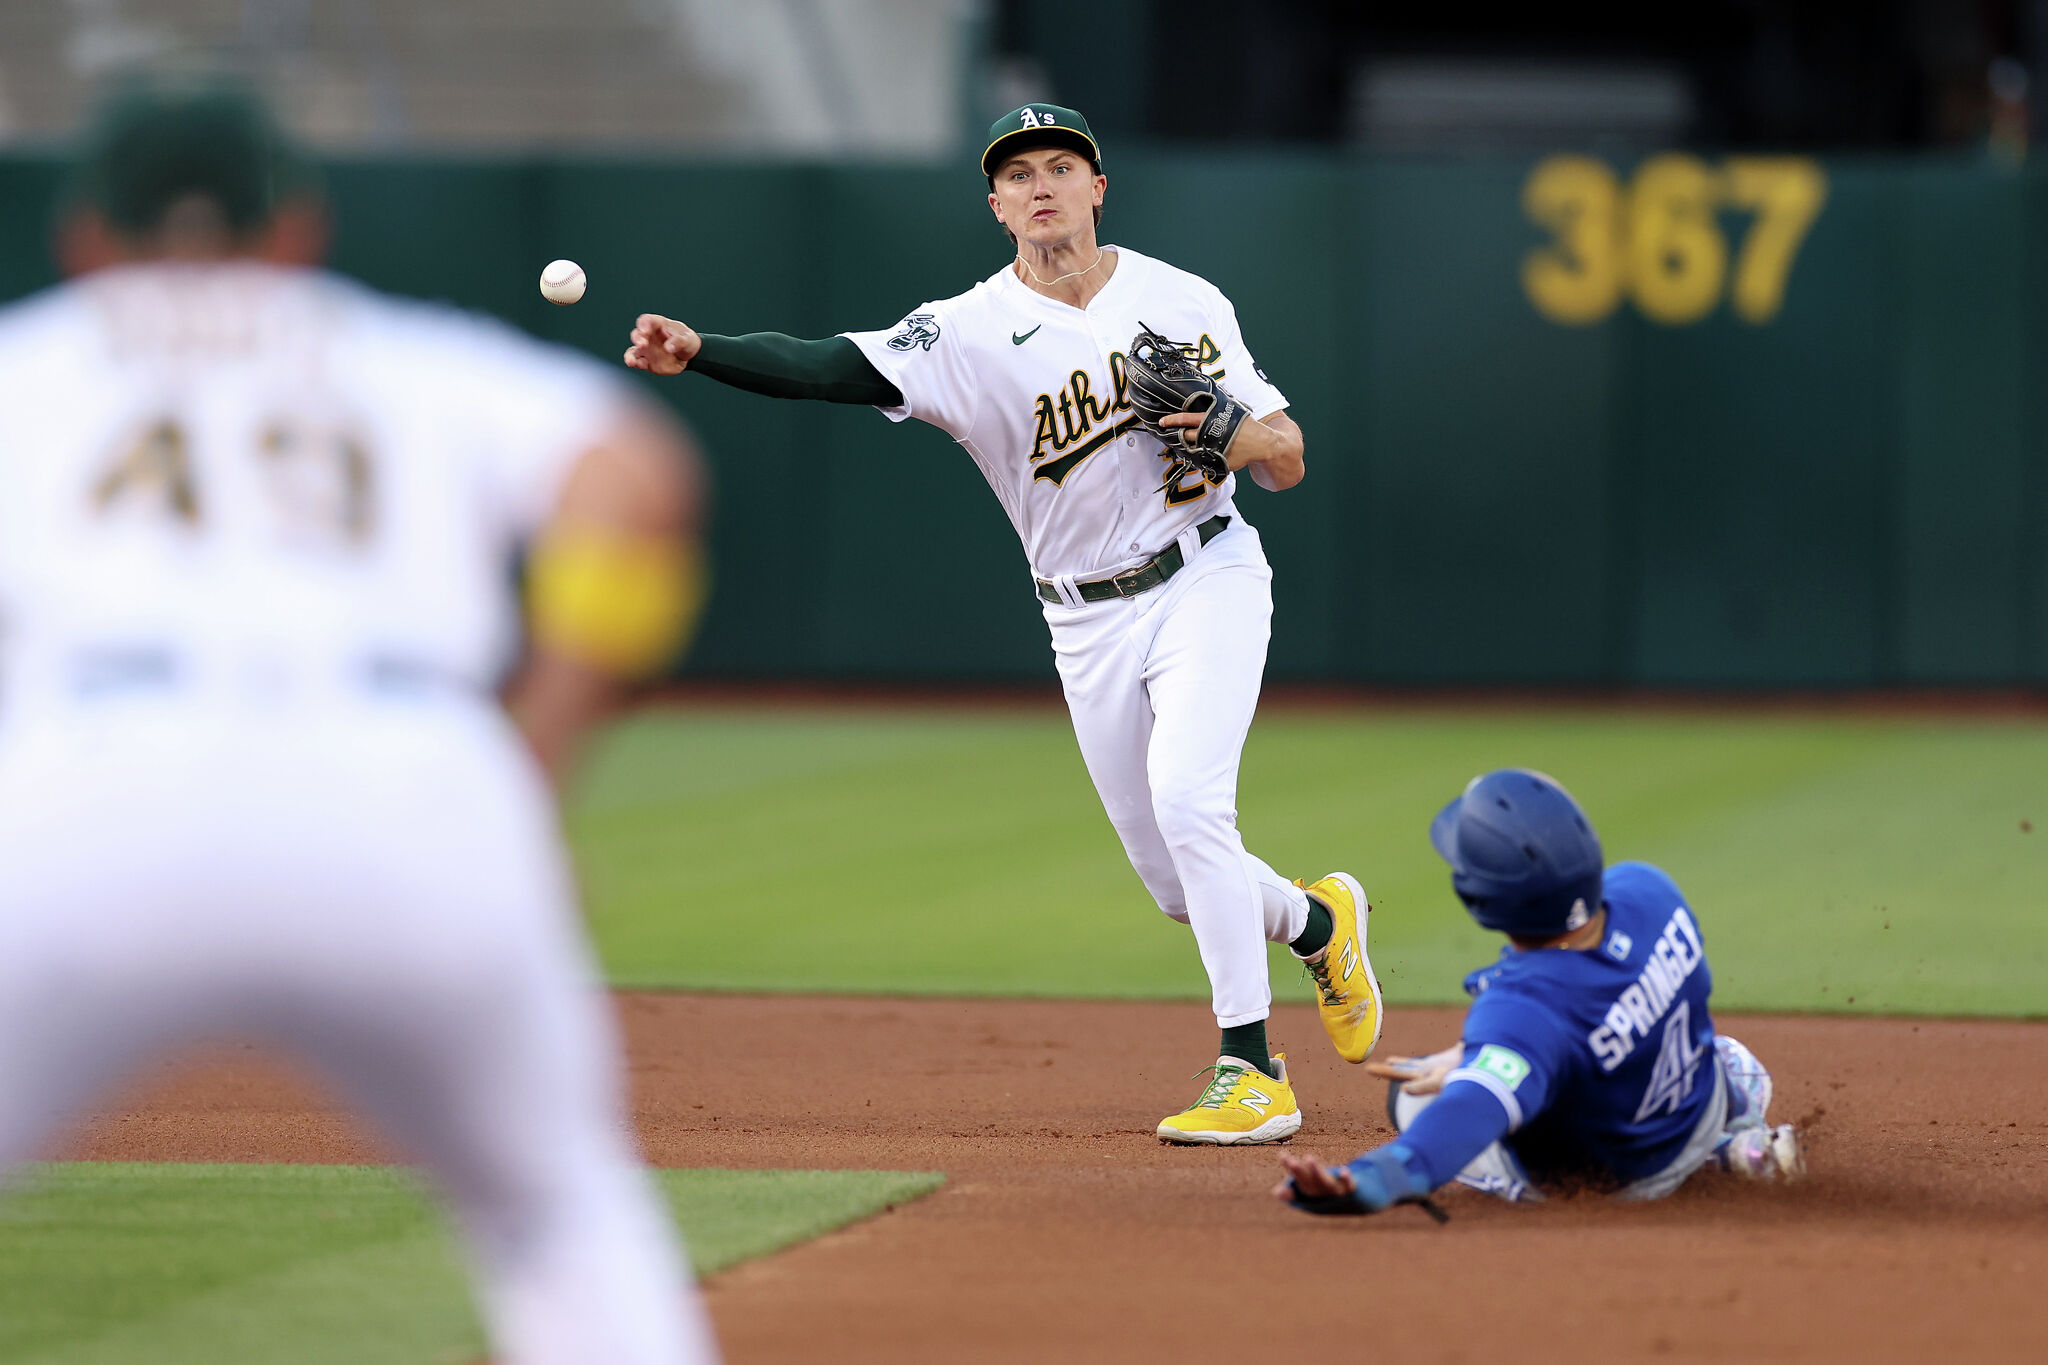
[93,420,199,525]
[1632,1000,1706,1123]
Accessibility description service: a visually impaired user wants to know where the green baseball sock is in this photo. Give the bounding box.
[1219,1022,1275,1079]
[1290,899,1334,958]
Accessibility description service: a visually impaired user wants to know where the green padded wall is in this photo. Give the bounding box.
[3,149,2043,687]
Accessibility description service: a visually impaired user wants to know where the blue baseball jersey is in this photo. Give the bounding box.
[1448,861,1719,1185]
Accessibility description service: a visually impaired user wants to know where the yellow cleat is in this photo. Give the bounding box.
[1156,1053,1302,1145]
[1295,872,1385,1064]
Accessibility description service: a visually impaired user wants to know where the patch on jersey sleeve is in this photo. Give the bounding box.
[1472,1044,1532,1089]
[886,312,941,352]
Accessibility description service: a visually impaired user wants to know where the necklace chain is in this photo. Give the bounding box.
[1016,247,1104,289]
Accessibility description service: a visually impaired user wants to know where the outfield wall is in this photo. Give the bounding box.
[3,150,2044,688]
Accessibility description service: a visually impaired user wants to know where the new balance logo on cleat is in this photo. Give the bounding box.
[1298,873,1385,1065]
[1156,1056,1302,1145]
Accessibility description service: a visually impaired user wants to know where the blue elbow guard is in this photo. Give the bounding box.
[1290,1143,1437,1216]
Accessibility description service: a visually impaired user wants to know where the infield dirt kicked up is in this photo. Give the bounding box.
[66,995,2048,1363]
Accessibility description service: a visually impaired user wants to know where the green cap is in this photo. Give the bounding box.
[981,104,1100,178]
[68,70,315,236]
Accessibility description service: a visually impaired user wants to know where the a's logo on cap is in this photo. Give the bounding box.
[1018,107,1057,128]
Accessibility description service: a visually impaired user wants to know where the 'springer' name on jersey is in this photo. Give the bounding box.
[1587,906,1706,1073]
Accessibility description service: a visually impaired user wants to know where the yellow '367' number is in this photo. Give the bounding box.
[1522,154,1827,326]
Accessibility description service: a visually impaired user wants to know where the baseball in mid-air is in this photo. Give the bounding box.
[539,259,586,305]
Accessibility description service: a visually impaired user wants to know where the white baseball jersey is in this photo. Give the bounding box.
[843,245,1287,582]
[0,261,717,1364]
[0,262,625,729]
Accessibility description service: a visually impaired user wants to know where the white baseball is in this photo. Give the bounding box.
[539,259,586,306]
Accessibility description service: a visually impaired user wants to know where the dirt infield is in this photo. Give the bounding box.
[64,995,2048,1363]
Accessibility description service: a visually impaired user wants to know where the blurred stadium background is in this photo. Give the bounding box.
[3,0,2047,691]
[3,0,2041,1007]
[0,0,2040,1015]
[4,10,2045,1359]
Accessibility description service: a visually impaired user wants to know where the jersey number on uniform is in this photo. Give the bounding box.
[1631,999,1706,1123]
[93,417,376,546]
[1158,453,1224,507]
[91,421,199,525]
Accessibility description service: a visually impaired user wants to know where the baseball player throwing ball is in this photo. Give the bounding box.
[0,77,717,1363]
[626,104,1383,1142]
[1276,770,1803,1217]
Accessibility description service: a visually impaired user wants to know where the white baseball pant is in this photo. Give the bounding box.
[1044,518,1311,1027]
[0,697,717,1365]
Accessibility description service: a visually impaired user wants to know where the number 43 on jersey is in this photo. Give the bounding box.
[93,416,376,545]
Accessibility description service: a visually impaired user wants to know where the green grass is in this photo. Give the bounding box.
[568,705,2048,1016]
[0,1163,942,1364]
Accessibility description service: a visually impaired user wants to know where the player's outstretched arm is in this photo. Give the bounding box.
[1272,1145,1435,1215]
[623,319,904,407]
[506,400,708,786]
[1274,1078,1515,1217]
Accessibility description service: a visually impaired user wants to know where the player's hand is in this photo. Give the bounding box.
[1277,1148,1450,1222]
[624,314,701,376]
[1158,410,1253,471]
[1160,410,1305,488]
[1364,1043,1463,1095]
[1273,1150,1365,1213]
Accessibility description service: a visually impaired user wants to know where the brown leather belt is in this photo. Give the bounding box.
[1036,515,1231,605]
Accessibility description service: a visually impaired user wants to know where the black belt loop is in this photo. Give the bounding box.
[1036,515,1231,605]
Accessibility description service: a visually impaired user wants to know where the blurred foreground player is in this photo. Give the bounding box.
[0,76,717,1363]
[1276,770,1802,1217]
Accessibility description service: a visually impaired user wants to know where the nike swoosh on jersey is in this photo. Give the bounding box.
[1012,326,1041,345]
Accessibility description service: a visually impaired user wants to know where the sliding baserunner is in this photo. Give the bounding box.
[1277,769,1803,1216]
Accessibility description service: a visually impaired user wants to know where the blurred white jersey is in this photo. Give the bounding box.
[0,263,718,1365]
[0,262,623,727]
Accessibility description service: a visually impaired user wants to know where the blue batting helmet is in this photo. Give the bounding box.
[1429,769,1603,937]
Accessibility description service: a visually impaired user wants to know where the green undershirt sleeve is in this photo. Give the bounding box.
[688,332,903,407]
